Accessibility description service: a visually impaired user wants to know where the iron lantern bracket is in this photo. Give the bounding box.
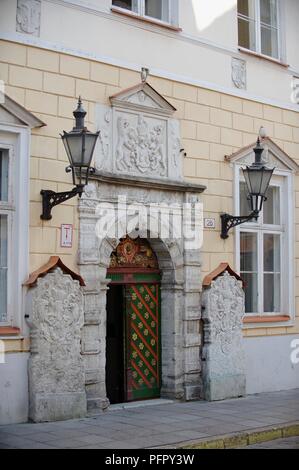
[40,185,84,221]
[220,211,259,239]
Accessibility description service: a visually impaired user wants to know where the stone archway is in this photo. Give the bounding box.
[78,177,204,412]
[99,229,185,405]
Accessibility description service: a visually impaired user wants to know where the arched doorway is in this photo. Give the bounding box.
[105,236,161,404]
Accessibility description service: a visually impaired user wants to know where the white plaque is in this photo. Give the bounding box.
[204,218,216,229]
[60,224,73,248]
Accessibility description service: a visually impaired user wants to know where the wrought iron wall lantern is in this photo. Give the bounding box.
[40,97,99,220]
[220,137,274,239]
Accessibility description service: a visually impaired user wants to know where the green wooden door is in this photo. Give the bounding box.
[125,283,161,401]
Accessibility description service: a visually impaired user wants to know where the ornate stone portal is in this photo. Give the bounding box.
[78,75,206,409]
[26,267,86,422]
[201,265,246,401]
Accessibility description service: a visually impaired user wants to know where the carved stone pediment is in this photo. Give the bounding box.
[110,82,176,117]
[95,80,182,181]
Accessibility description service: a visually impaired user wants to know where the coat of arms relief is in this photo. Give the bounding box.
[95,76,182,181]
[115,114,166,176]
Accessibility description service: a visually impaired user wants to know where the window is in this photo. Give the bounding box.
[237,172,291,316]
[0,149,12,325]
[0,100,33,332]
[0,214,8,323]
[112,0,177,25]
[237,0,281,59]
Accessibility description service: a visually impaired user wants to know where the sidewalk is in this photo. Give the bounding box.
[0,389,298,449]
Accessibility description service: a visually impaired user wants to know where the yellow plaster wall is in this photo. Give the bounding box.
[0,40,299,337]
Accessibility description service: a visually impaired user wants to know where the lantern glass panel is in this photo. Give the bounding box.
[64,134,84,167]
[243,167,262,194]
[82,133,98,167]
[260,168,274,196]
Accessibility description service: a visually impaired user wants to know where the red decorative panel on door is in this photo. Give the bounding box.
[125,283,161,401]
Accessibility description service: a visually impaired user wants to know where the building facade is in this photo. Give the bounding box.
[0,0,299,424]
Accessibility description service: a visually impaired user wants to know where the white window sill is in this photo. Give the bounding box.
[238,47,289,68]
[111,6,182,32]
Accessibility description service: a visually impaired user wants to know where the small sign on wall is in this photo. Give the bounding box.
[204,218,216,229]
[60,224,73,248]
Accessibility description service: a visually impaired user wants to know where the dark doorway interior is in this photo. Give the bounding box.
[105,284,125,405]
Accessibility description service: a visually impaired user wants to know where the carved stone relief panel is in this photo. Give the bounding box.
[232,57,246,90]
[16,0,41,36]
[27,268,86,422]
[113,110,167,177]
[95,82,182,181]
[201,271,246,401]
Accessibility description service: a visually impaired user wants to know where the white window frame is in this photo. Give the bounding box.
[112,0,179,27]
[238,0,284,61]
[0,144,15,326]
[234,163,294,323]
[0,124,29,329]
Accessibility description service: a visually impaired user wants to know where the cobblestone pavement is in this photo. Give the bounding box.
[0,389,298,449]
[244,436,299,449]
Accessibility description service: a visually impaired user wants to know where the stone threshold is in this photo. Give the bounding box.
[154,421,299,449]
[106,398,175,412]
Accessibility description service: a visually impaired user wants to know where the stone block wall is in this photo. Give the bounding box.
[0,39,298,349]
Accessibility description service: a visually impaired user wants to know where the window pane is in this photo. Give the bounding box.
[263,186,280,225]
[0,150,9,201]
[264,273,280,312]
[238,17,256,50]
[241,232,258,314]
[145,0,169,22]
[260,0,278,27]
[242,272,258,313]
[264,234,280,313]
[240,232,258,272]
[0,215,8,323]
[112,0,133,11]
[238,0,255,19]
[261,25,279,58]
[264,234,280,272]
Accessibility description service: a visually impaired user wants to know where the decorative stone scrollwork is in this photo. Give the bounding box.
[16,0,41,36]
[202,269,246,401]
